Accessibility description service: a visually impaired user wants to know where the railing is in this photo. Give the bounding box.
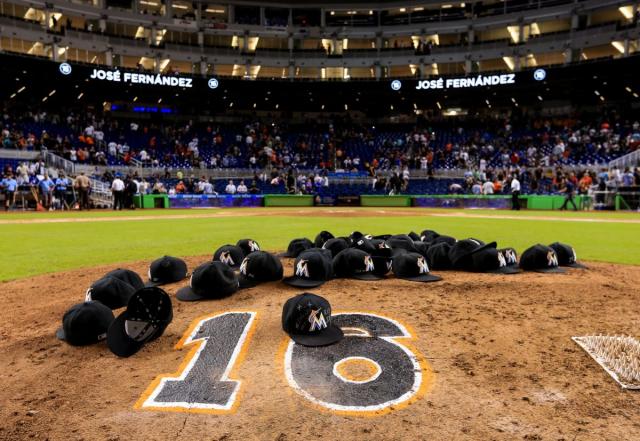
[44,151,75,174]
[609,149,640,169]
[89,177,113,208]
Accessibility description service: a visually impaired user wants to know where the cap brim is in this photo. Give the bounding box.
[238,275,258,289]
[530,267,566,274]
[145,280,163,287]
[107,313,145,358]
[397,274,443,282]
[452,242,498,266]
[176,286,208,302]
[277,251,295,258]
[282,275,326,288]
[351,272,384,281]
[485,266,522,275]
[55,327,66,340]
[566,262,588,269]
[289,324,344,347]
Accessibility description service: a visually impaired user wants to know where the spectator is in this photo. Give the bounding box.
[237,180,248,194]
[225,180,237,194]
[54,173,70,210]
[175,180,186,193]
[482,180,494,195]
[510,175,521,211]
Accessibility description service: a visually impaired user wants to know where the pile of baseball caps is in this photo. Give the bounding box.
[57,230,587,353]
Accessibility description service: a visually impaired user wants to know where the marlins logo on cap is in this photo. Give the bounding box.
[296,259,310,278]
[308,309,328,332]
[364,255,375,272]
[239,257,249,276]
[547,250,559,267]
[219,251,235,266]
[417,255,429,274]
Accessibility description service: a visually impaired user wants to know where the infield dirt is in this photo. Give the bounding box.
[1,256,639,440]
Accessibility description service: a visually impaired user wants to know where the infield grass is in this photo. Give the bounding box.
[1,208,638,281]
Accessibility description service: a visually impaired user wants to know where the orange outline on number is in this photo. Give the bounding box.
[276,310,435,417]
[134,311,258,415]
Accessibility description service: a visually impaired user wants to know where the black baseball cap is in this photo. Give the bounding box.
[392,252,442,282]
[499,248,519,267]
[85,275,138,309]
[314,230,334,248]
[177,261,239,301]
[213,245,245,269]
[407,231,421,241]
[56,301,115,346]
[449,238,497,270]
[147,256,188,286]
[432,235,457,246]
[104,269,145,290]
[238,251,284,288]
[413,241,430,257]
[351,237,377,254]
[370,247,394,276]
[332,248,383,281]
[471,247,521,274]
[107,287,173,357]
[322,237,350,257]
[282,293,343,347]
[420,230,440,243]
[283,250,333,288]
[236,238,261,256]
[549,242,587,269]
[425,242,453,270]
[519,244,566,273]
[278,238,314,258]
[385,235,419,253]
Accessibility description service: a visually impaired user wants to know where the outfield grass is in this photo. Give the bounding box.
[0,208,638,281]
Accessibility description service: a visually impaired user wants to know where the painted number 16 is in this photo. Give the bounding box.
[135,311,431,415]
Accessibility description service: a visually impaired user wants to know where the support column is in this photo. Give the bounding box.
[374,64,381,80]
[288,8,293,26]
[623,38,630,56]
[200,60,207,75]
[105,48,113,66]
[154,55,161,73]
[464,59,471,73]
[51,42,59,61]
[320,9,326,27]
[198,31,204,46]
[243,33,249,52]
[260,7,265,26]
[165,0,172,17]
[288,63,295,80]
[228,5,235,24]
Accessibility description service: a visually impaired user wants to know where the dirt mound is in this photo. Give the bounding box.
[1,256,639,440]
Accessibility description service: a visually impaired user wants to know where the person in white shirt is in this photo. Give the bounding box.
[111,176,125,210]
[203,181,216,195]
[510,176,521,210]
[225,180,236,194]
[482,180,494,195]
[237,180,248,194]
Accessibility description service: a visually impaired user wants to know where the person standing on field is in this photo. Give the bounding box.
[559,177,578,210]
[111,175,125,210]
[510,175,521,210]
[74,172,91,210]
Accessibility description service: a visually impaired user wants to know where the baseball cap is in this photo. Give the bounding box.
[351,237,377,254]
[519,244,566,273]
[283,250,333,288]
[385,235,419,253]
[56,301,115,346]
[278,238,314,258]
[432,235,457,246]
[282,293,343,347]
[449,238,497,270]
[236,238,261,256]
[332,248,383,281]
[104,268,145,290]
[420,230,440,243]
[322,237,350,258]
[147,256,188,286]
[425,242,453,270]
[471,247,521,274]
[176,261,239,301]
[85,275,138,309]
[392,252,442,282]
[213,245,245,269]
[314,230,334,248]
[549,242,587,269]
[407,231,421,241]
[372,234,392,241]
[238,251,284,288]
[413,241,430,257]
[107,287,173,357]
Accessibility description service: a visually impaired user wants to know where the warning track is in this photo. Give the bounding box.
[0,208,638,225]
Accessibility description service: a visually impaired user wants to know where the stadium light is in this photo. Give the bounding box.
[618,6,634,19]
[611,41,625,53]
[42,96,49,102]
[77,92,83,99]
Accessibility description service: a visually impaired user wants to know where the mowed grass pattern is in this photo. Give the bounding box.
[0,209,638,281]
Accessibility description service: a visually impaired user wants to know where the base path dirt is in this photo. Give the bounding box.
[1,256,639,440]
